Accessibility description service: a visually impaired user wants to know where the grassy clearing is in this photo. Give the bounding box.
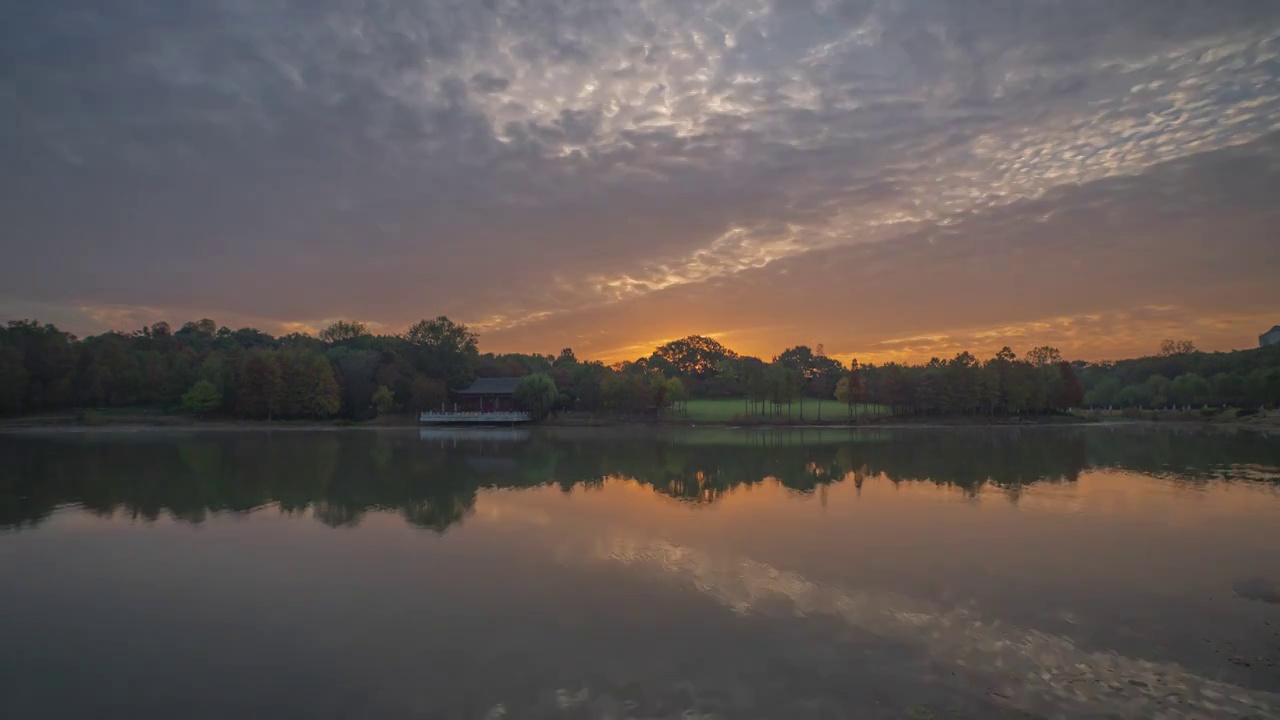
[666,398,889,423]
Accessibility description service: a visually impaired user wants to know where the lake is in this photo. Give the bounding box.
[2,426,1279,719]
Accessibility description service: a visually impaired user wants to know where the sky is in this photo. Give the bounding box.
[3,0,1279,364]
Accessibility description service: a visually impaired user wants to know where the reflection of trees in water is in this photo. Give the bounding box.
[1,428,1277,533]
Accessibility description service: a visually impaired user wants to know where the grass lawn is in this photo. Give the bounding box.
[667,397,887,423]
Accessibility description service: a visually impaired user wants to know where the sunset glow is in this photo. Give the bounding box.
[3,2,1278,361]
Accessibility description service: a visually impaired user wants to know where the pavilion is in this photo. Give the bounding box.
[453,377,522,412]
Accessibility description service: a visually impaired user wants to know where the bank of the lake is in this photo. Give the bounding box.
[4,407,1280,433]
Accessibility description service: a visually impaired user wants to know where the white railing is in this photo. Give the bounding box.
[419,411,532,424]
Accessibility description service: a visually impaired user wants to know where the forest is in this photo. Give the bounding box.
[1,317,1278,421]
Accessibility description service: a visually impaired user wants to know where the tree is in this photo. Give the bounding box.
[765,364,800,417]
[1085,376,1121,407]
[408,375,447,412]
[1159,339,1197,357]
[179,319,218,336]
[1056,362,1084,409]
[0,347,30,415]
[372,385,395,414]
[1170,373,1209,406]
[739,357,769,416]
[601,371,648,414]
[237,350,282,419]
[1144,374,1172,408]
[1246,368,1280,408]
[180,379,221,417]
[327,347,380,419]
[514,373,558,420]
[1025,346,1061,367]
[776,345,817,376]
[2,320,76,411]
[1210,372,1245,406]
[277,348,339,419]
[1119,383,1149,408]
[664,377,687,413]
[319,320,370,345]
[834,376,855,419]
[403,316,478,388]
[651,335,737,379]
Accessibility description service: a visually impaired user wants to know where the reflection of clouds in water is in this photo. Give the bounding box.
[473,500,552,527]
[600,538,1280,719]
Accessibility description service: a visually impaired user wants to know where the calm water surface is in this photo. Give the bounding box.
[2,426,1280,719]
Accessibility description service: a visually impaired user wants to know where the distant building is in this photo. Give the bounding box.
[1262,326,1280,348]
[453,377,523,412]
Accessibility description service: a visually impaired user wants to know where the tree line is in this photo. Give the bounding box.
[1,316,1278,420]
[629,335,1280,417]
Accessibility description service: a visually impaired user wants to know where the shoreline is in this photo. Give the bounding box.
[2,413,1276,434]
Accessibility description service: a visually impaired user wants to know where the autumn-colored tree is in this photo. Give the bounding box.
[408,375,447,412]
[237,350,282,419]
[1055,361,1085,409]
[276,348,340,419]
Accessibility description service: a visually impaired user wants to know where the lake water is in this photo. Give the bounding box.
[2,426,1280,719]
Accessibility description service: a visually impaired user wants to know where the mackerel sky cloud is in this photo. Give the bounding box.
[3,0,1279,362]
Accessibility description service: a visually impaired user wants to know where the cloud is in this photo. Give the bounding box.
[1,1,1278,356]
[480,131,1280,361]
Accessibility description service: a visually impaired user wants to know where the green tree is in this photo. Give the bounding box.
[1170,373,1209,406]
[403,316,478,388]
[664,377,687,413]
[1025,346,1062,367]
[1085,376,1121,407]
[282,349,340,419]
[327,347,380,419]
[319,320,370,345]
[1119,383,1149,408]
[2,320,76,411]
[1210,372,1245,406]
[372,385,395,414]
[1144,374,1172,408]
[514,373,559,420]
[179,318,218,337]
[1159,339,1197,357]
[1245,368,1280,408]
[834,375,856,419]
[180,379,221,417]
[651,335,737,379]
[0,347,30,414]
